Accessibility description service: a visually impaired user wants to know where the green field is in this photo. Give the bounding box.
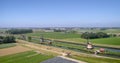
[99,29,120,33]
[0,51,54,63]
[71,55,120,63]
[63,37,120,46]
[26,32,120,46]
[91,37,120,45]
[77,29,120,33]
[0,43,16,49]
[26,32,81,39]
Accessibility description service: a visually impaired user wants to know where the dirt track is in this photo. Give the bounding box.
[0,46,31,56]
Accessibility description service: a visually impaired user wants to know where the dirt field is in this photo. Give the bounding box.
[0,46,32,56]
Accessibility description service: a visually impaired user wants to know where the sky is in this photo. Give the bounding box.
[0,0,120,27]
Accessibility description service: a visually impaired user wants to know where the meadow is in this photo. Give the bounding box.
[26,32,81,39]
[91,37,120,45]
[0,51,54,63]
[63,37,120,46]
[77,28,120,33]
[26,32,120,46]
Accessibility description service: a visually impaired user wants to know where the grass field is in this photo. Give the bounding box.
[26,32,120,46]
[0,51,54,63]
[100,29,120,33]
[26,32,81,39]
[70,55,120,63]
[77,29,120,33]
[91,37,120,45]
[63,37,120,46]
[0,43,16,49]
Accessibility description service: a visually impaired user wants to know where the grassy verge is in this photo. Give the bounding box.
[0,43,16,49]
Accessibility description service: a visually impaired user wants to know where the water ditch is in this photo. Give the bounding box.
[29,38,120,58]
[53,40,120,52]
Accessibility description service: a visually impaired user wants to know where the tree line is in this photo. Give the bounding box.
[0,36,16,44]
[81,32,110,39]
[6,29,33,34]
[53,29,66,32]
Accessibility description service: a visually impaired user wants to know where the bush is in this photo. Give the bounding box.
[0,36,16,44]
[28,36,32,42]
[6,29,33,34]
[81,32,110,39]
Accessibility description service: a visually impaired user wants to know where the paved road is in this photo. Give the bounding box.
[41,56,84,63]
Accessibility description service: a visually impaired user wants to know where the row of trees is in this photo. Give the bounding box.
[6,29,33,34]
[0,36,16,44]
[81,32,110,39]
[53,29,66,32]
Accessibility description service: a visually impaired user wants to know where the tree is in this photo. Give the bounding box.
[28,36,32,42]
[6,29,33,34]
[81,32,110,39]
[2,36,16,43]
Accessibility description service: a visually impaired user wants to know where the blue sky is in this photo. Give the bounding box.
[0,0,120,27]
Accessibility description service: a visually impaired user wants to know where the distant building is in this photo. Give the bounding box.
[44,30,54,32]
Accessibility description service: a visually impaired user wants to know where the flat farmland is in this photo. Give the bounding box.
[63,37,120,46]
[26,32,120,46]
[77,29,120,33]
[91,37,120,45]
[0,51,54,63]
[26,32,81,39]
[0,46,31,56]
